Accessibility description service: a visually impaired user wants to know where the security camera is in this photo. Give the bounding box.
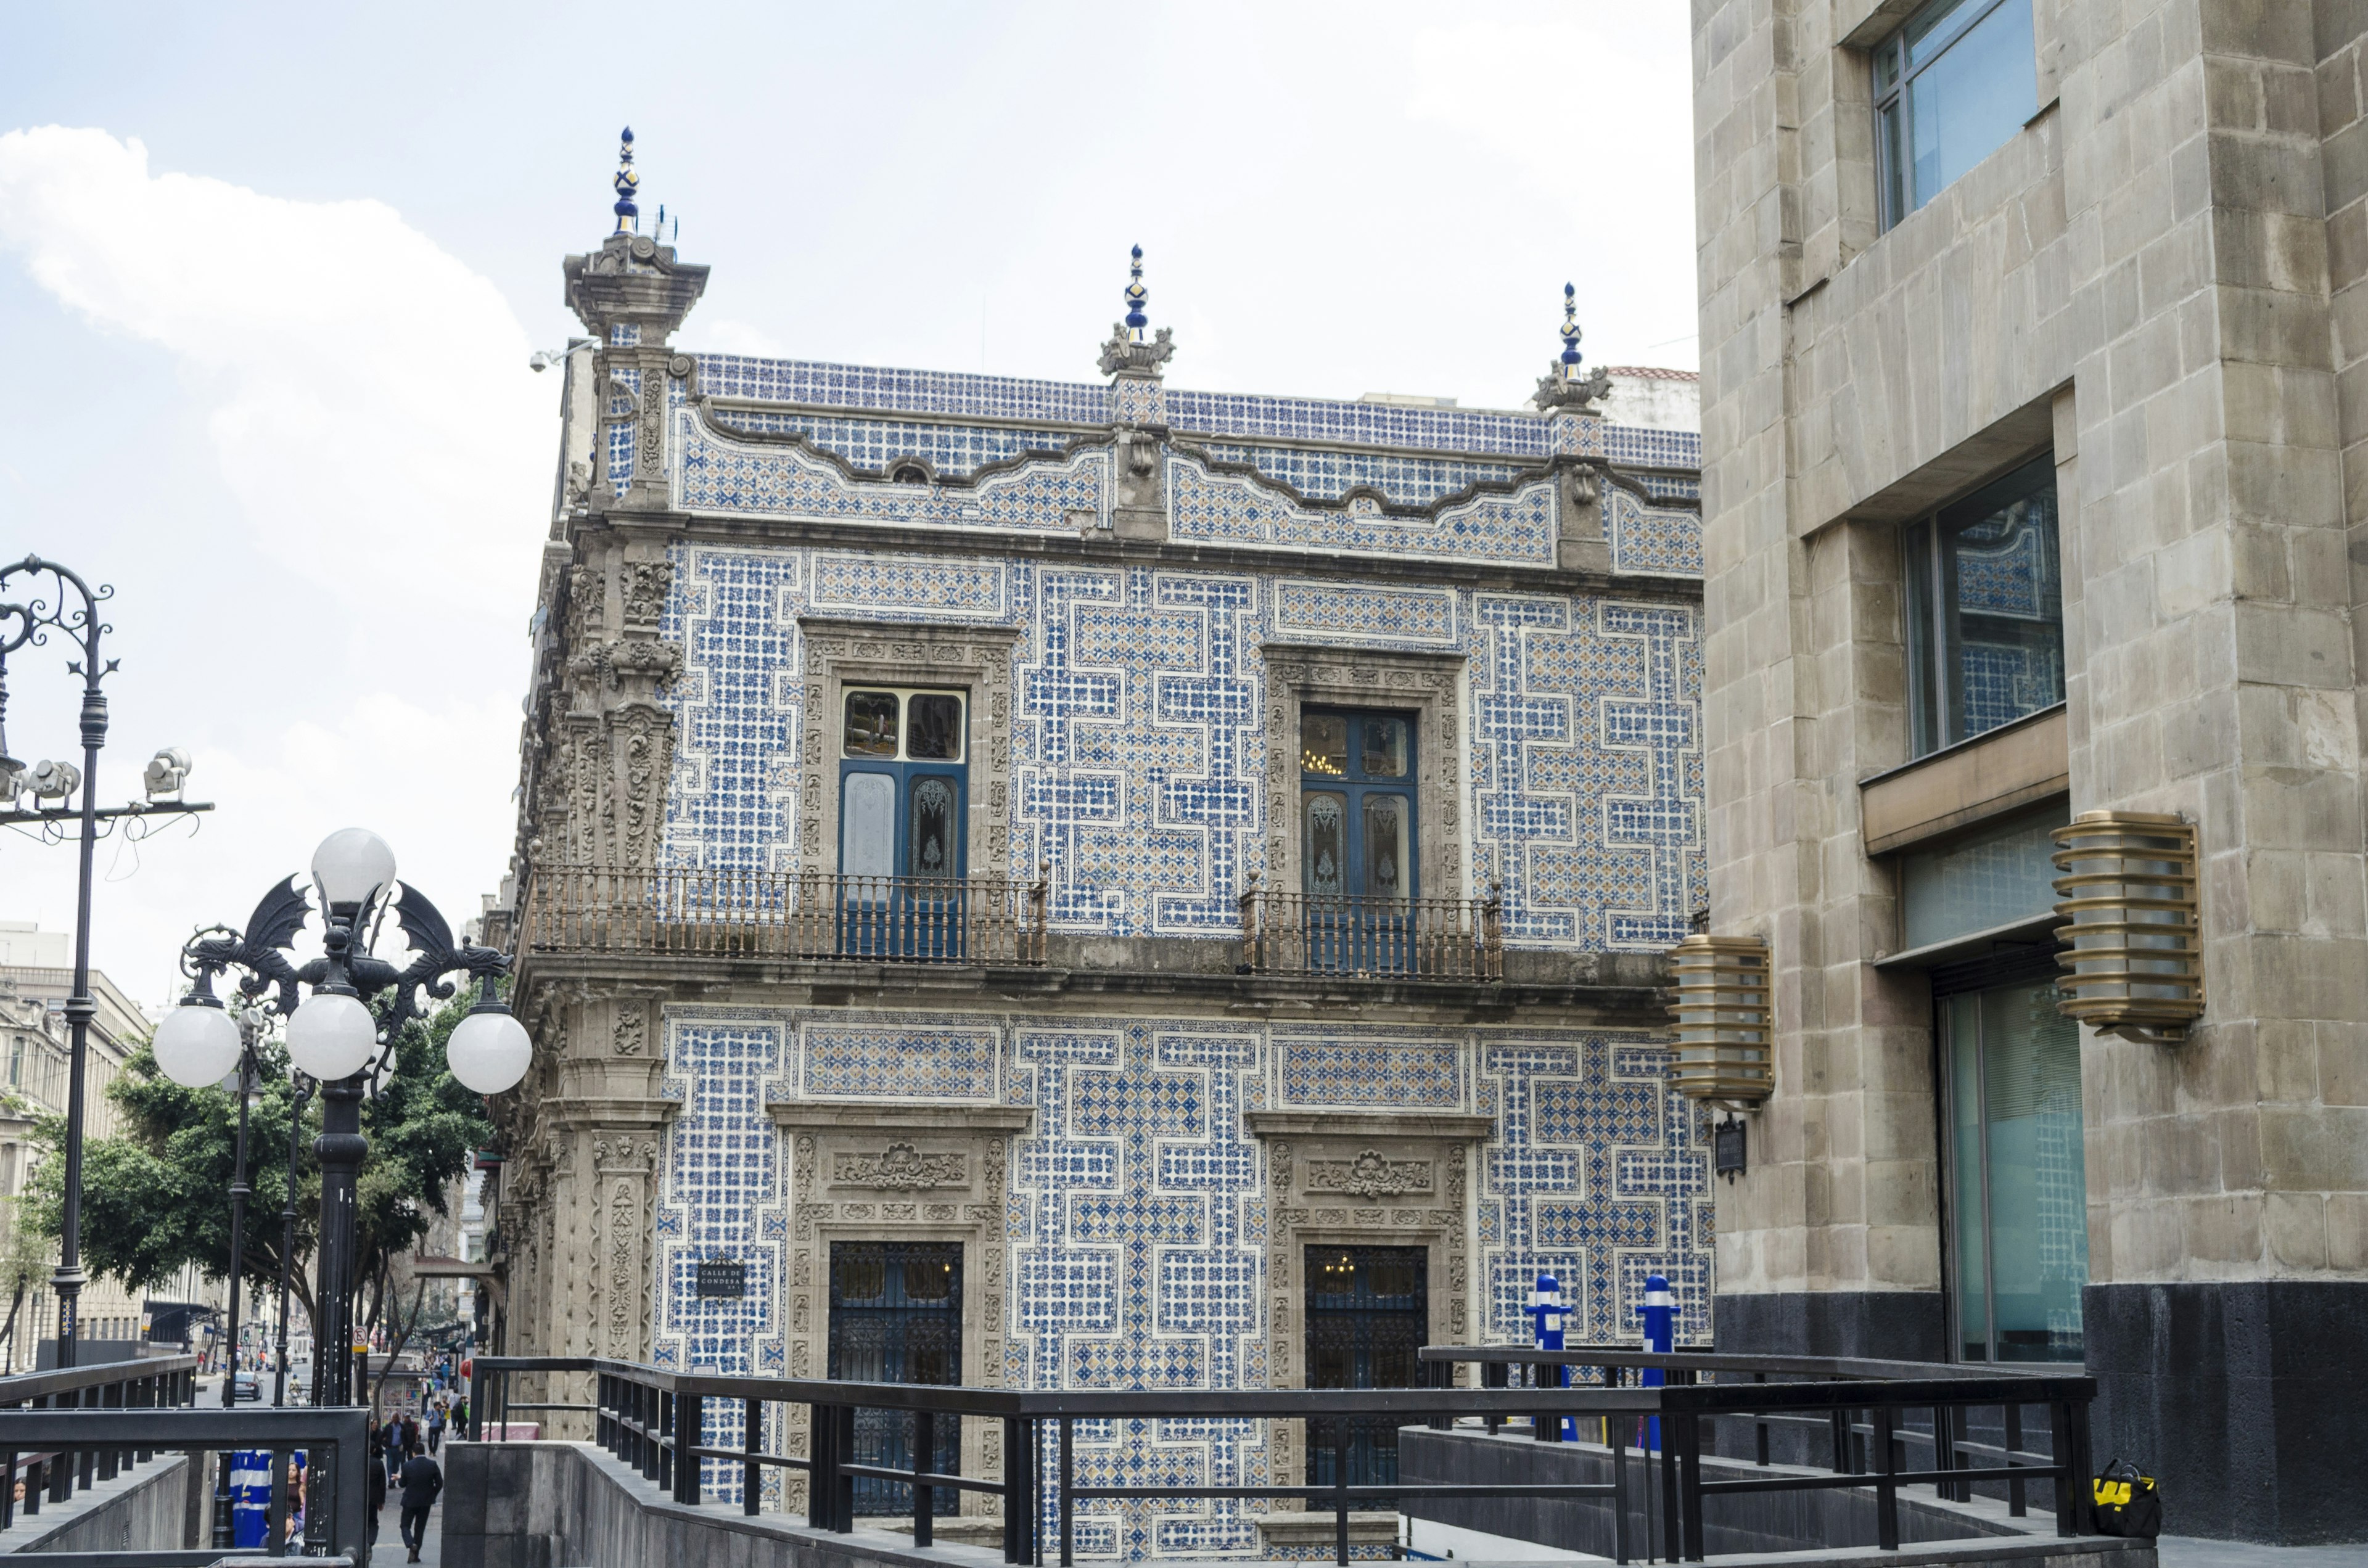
[28,759,80,800]
[0,758,21,807]
[529,350,560,373]
[143,747,192,800]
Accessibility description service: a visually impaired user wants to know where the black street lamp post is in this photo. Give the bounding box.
[0,555,210,1372]
[272,1071,315,1409]
[153,828,532,1545]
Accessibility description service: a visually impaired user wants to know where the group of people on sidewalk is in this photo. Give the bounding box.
[368,1397,452,1562]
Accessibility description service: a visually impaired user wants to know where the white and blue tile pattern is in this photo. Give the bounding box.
[660,549,1703,951]
[646,1013,1715,1555]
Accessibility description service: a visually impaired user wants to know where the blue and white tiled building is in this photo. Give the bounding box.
[490,144,1712,1554]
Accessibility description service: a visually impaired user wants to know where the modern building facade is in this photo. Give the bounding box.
[1693,0,2368,1542]
[482,138,1710,1546]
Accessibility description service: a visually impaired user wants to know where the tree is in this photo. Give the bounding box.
[27,993,495,1387]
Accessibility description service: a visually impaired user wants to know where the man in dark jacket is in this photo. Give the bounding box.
[397,1448,442,1563]
[366,1460,388,1553]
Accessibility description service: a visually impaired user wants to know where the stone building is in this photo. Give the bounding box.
[0,921,197,1366]
[483,134,1710,1546]
[1692,0,2367,1543]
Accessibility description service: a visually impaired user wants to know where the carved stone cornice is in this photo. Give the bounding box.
[768,1100,1034,1134]
[1243,1110,1495,1141]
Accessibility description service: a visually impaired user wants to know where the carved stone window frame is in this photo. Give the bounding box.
[1258,644,1468,905]
[797,618,1021,879]
[773,1100,1032,1519]
[1246,1109,1491,1492]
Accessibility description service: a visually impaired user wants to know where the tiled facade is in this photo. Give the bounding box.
[494,216,1708,1556]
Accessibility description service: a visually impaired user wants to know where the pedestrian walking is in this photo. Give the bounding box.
[427,1400,446,1455]
[397,1446,443,1563]
[366,1455,387,1554]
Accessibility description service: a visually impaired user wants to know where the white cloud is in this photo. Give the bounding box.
[0,128,549,1008]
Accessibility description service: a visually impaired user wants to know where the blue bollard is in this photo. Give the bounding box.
[1637,1273,1676,1452]
[1524,1272,1573,1440]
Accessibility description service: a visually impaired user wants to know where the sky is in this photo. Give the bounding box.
[0,1,1698,1014]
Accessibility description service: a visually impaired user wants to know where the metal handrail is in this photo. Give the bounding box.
[517,865,1050,966]
[1238,878,1503,979]
[0,1369,369,1563]
[467,1350,2097,1566]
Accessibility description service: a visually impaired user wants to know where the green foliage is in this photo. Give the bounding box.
[28,992,495,1331]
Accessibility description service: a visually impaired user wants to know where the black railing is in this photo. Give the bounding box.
[0,1355,370,1562]
[468,1350,2099,1567]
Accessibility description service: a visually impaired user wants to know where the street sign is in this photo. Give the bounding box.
[695,1258,747,1299]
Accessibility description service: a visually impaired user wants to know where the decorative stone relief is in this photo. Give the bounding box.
[1304,1149,1433,1199]
[832,1143,966,1190]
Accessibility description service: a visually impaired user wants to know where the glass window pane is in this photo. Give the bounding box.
[1978,982,2087,1361]
[1360,716,1410,779]
[1903,0,2035,213]
[842,772,896,879]
[908,693,963,761]
[1304,792,1347,897]
[1363,794,1410,903]
[1945,995,1991,1360]
[1948,466,2062,741]
[909,776,959,879]
[1302,713,1347,777]
[843,691,898,758]
[1904,459,2062,756]
[1899,806,2068,949]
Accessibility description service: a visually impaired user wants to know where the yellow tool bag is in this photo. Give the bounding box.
[2090,1458,2161,1538]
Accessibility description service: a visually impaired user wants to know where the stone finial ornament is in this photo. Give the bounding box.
[1100,242,1176,377]
[1533,280,1611,411]
[612,126,639,236]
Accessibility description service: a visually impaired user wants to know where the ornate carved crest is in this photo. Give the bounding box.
[832,1142,966,1191]
[1304,1149,1433,1198]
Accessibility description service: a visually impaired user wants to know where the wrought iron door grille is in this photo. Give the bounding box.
[1305,1245,1427,1503]
[829,1241,963,1515]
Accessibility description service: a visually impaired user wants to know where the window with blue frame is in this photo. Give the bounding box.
[1904,458,2063,758]
[1873,0,2037,229]
[1299,709,1416,903]
[839,688,967,881]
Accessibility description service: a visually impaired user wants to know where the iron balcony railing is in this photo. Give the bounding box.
[467,1348,2097,1567]
[519,866,1050,966]
[1239,878,1502,979]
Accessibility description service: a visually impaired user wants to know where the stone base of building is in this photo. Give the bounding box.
[1713,1290,1949,1362]
[2086,1281,2368,1546]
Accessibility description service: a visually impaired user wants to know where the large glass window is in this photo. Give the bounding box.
[1905,457,2063,757]
[839,688,966,881]
[1300,709,1416,903]
[1940,977,2088,1361]
[1874,0,2037,228]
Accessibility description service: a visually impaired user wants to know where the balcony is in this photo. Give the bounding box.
[517,866,1049,966]
[516,868,1513,986]
[1239,880,1502,980]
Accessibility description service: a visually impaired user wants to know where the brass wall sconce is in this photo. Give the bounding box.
[2051,810,2203,1045]
[1669,934,1773,1104]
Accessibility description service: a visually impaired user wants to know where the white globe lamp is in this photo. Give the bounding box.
[446,1003,532,1095]
[151,999,243,1088]
[311,828,397,913]
[286,988,379,1082]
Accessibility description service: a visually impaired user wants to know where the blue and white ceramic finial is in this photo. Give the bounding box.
[1560,282,1582,369]
[1534,279,1607,410]
[612,126,640,236]
[1124,244,1149,342]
